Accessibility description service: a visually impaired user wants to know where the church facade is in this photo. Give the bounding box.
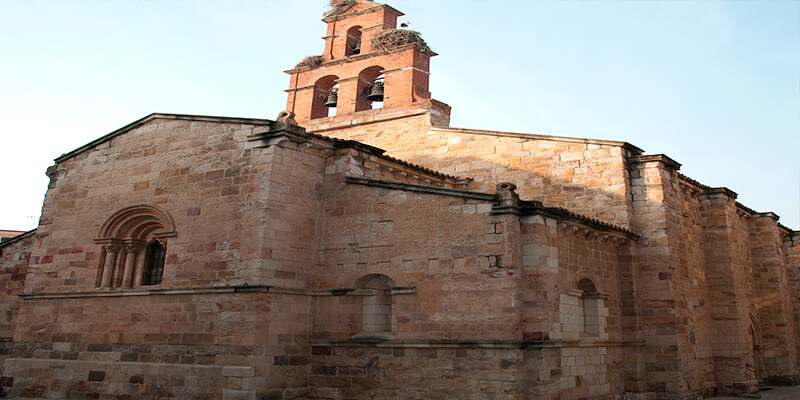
[1,1,798,399]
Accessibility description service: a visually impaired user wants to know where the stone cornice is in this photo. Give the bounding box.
[302,103,447,134]
[345,176,491,200]
[752,212,780,221]
[311,339,645,349]
[19,284,417,300]
[284,44,436,75]
[627,154,682,170]
[431,127,643,155]
[0,228,36,250]
[704,187,738,200]
[520,202,637,239]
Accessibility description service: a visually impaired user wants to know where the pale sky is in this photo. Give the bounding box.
[1,0,798,231]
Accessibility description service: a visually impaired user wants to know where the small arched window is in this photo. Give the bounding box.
[345,26,362,56]
[94,205,176,289]
[141,239,166,285]
[355,274,395,336]
[577,279,600,336]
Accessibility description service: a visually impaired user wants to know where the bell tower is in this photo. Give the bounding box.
[284,0,448,126]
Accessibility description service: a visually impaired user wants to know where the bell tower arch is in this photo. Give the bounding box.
[285,0,448,125]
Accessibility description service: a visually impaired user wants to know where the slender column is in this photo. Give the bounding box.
[101,246,118,288]
[132,247,147,287]
[121,245,138,288]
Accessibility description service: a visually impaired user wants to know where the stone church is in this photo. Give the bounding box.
[1,1,798,399]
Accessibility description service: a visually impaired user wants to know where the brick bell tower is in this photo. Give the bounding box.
[284,0,449,126]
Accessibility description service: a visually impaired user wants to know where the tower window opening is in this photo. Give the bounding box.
[346,26,362,56]
[357,66,386,112]
[323,84,339,117]
[311,75,339,120]
[366,75,384,110]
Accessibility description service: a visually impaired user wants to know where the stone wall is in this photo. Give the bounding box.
[309,116,637,229]
[2,289,316,399]
[308,344,524,400]
[26,117,332,293]
[749,213,798,384]
[699,187,759,394]
[313,180,515,341]
[2,116,343,399]
[787,232,800,375]
[0,232,34,339]
[675,180,716,396]
[628,156,702,396]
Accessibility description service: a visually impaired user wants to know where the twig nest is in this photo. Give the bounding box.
[295,55,323,69]
[371,29,431,53]
[329,0,350,9]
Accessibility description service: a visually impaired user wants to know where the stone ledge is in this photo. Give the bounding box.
[345,176,495,201]
[311,339,645,349]
[19,284,418,300]
[627,154,682,170]
[19,284,273,300]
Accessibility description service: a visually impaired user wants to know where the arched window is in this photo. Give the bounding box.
[356,66,385,112]
[345,26,362,56]
[559,278,608,340]
[94,205,176,289]
[141,239,166,285]
[311,75,339,120]
[355,274,395,335]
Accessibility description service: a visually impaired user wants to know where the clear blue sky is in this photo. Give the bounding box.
[1,0,798,230]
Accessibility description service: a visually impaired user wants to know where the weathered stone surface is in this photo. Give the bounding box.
[0,2,797,400]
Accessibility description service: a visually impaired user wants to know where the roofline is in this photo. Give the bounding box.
[0,228,36,251]
[344,177,635,237]
[430,127,644,155]
[54,113,276,164]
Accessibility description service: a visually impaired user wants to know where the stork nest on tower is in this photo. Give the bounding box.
[371,29,431,53]
[329,0,350,10]
[295,55,323,69]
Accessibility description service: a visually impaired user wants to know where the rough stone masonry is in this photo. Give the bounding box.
[1,1,798,399]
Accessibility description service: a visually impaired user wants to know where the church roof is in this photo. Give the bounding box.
[54,113,275,164]
[53,112,469,184]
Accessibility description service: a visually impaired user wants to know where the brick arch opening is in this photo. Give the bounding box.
[346,25,362,56]
[356,66,385,112]
[311,75,340,120]
[94,205,176,289]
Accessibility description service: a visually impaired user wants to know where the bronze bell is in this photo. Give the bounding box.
[323,90,338,107]
[365,81,384,102]
[351,41,361,55]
